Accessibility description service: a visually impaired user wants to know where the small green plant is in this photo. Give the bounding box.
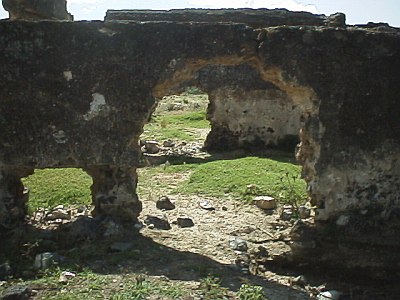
[279,172,307,209]
[199,276,229,300]
[160,118,168,129]
[241,184,261,201]
[110,280,153,300]
[110,276,183,300]
[238,284,265,300]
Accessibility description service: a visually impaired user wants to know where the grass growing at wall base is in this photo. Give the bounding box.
[171,156,307,204]
[22,168,92,213]
[138,156,308,205]
[23,157,306,213]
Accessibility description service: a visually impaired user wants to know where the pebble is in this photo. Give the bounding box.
[156,196,176,210]
[317,290,342,300]
[44,209,71,221]
[144,141,160,154]
[298,206,311,219]
[0,263,12,281]
[235,253,251,268]
[177,217,194,228]
[290,275,307,287]
[163,140,175,147]
[34,253,66,270]
[144,216,171,230]
[336,215,350,226]
[1,285,31,300]
[58,271,76,284]
[66,216,101,240]
[280,207,293,221]
[198,200,215,211]
[253,196,277,210]
[229,237,248,252]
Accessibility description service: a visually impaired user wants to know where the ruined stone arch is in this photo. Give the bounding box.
[1,7,400,276]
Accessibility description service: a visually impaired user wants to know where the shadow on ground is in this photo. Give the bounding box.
[0,220,311,299]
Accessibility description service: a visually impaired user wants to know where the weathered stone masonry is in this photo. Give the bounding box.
[0,7,400,272]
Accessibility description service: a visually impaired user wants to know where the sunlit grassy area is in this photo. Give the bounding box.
[22,168,92,213]
[141,110,210,142]
[138,156,307,205]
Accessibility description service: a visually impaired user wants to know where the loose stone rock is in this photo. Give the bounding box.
[1,285,31,300]
[58,271,76,284]
[280,209,293,221]
[325,12,346,27]
[144,141,160,154]
[235,253,251,274]
[163,140,175,147]
[198,200,215,211]
[34,253,66,270]
[317,290,342,300]
[336,215,350,226]
[64,216,101,241]
[0,263,12,281]
[144,216,171,230]
[253,196,277,210]
[229,237,248,252]
[177,217,194,228]
[235,252,251,267]
[156,196,175,210]
[290,275,307,287]
[298,206,311,219]
[45,209,71,221]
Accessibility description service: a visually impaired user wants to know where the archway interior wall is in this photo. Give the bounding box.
[156,63,309,151]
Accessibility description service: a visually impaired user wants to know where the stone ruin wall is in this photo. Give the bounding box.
[1,3,400,271]
[120,9,339,152]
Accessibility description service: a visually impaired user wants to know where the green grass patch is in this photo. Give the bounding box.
[22,168,92,212]
[142,111,209,142]
[161,111,209,129]
[199,276,230,300]
[238,284,265,300]
[167,156,307,205]
[22,270,185,300]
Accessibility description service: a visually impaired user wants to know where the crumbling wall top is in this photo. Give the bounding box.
[105,8,345,28]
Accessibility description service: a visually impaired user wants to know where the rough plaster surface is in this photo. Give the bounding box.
[0,10,399,273]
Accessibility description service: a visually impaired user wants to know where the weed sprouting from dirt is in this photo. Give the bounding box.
[279,172,308,208]
[238,284,265,300]
[199,276,229,299]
